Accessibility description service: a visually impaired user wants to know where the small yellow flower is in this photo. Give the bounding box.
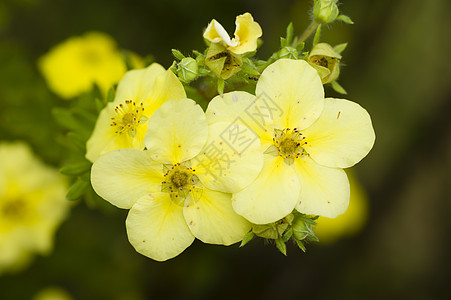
[203,12,262,55]
[206,59,375,224]
[314,171,369,244]
[85,63,186,162]
[38,32,127,99]
[91,99,263,261]
[32,287,74,300]
[0,142,70,274]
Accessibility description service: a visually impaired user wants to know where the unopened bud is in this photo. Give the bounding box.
[205,43,242,79]
[313,0,339,24]
[308,42,341,84]
[278,46,298,60]
[177,57,198,83]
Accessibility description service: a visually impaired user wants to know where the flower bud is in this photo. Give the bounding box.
[205,43,242,79]
[313,0,339,24]
[308,42,341,84]
[177,57,198,83]
[278,46,298,60]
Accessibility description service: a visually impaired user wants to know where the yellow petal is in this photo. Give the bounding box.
[203,19,236,47]
[126,193,194,261]
[144,99,208,164]
[229,12,262,54]
[256,59,324,130]
[192,122,263,193]
[91,149,163,209]
[183,187,251,245]
[302,98,376,168]
[232,155,300,224]
[294,156,349,218]
[206,91,275,148]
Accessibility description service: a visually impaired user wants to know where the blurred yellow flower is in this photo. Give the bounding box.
[32,287,74,300]
[91,99,263,261]
[85,63,186,162]
[0,142,70,274]
[38,31,127,99]
[204,12,262,55]
[206,59,375,224]
[314,171,369,244]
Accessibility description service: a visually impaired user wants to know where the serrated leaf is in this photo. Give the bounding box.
[240,231,255,247]
[286,22,294,45]
[66,177,89,201]
[333,43,348,54]
[331,80,347,94]
[275,238,287,256]
[60,161,92,176]
[171,49,185,60]
[313,24,322,46]
[295,239,306,252]
[337,15,354,24]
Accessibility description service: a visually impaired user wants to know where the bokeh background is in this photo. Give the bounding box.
[1,0,451,299]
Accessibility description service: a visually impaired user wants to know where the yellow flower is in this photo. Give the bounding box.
[85,63,186,162]
[38,31,127,99]
[314,170,369,243]
[33,287,74,300]
[206,59,375,224]
[91,99,263,261]
[0,142,70,274]
[203,12,262,55]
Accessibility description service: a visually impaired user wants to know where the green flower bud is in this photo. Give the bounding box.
[313,0,339,24]
[308,42,341,84]
[278,46,298,60]
[252,214,294,240]
[177,57,198,83]
[205,43,242,79]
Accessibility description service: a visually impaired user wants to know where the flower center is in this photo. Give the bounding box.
[269,128,307,165]
[110,100,147,137]
[162,163,201,204]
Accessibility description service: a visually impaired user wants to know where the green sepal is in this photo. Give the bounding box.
[331,80,347,94]
[275,238,287,256]
[313,24,322,46]
[280,37,288,48]
[94,97,105,113]
[171,49,185,60]
[66,177,89,201]
[60,161,92,176]
[295,239,306,252]
[217,78,224,95]
[333,43,348,54]
[286,22,294,45]
[282,228,293,242]
[106,87,115,102]
[240,231,255,247]
[337,15,354,24]
[296,42,305,52]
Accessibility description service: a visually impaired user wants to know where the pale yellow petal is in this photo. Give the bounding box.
[126,193,195,261]
[302,98,375,168]
[294,156,349,218]
[203,19,235,47]
[229,12,262,54]
[114,63,165,104]
[232,155,300,224]
[144,99,208,164]
[206,91,275,148]
[256,59,324,130]
[192,122,263,193]
[91,149,163,209]
[183,187,251,245]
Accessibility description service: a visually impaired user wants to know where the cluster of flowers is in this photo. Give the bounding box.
[73,10,376,261]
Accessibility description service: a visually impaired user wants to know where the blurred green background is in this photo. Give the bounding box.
[1,0,451,299]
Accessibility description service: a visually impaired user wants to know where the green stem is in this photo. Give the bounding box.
[294,20,318,46]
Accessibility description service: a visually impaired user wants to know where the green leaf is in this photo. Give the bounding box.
[60,161,92,176]
[331,80,347,94]
[286,22,294,45]
[106,87,116,102]
[333,43,348,54]
[240,231,255,247]
[52,108,82,131]
[313,24,322,46]
[275,238,287,256]
[295,239,306,252]
[66,177,90,201]
[217,78,224,95]
[67,132,86,152]
[95,97,105,113]
[296,42,305,52]
[280,37,288,48]
[171,49,185,60]
[337,15,354,24]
